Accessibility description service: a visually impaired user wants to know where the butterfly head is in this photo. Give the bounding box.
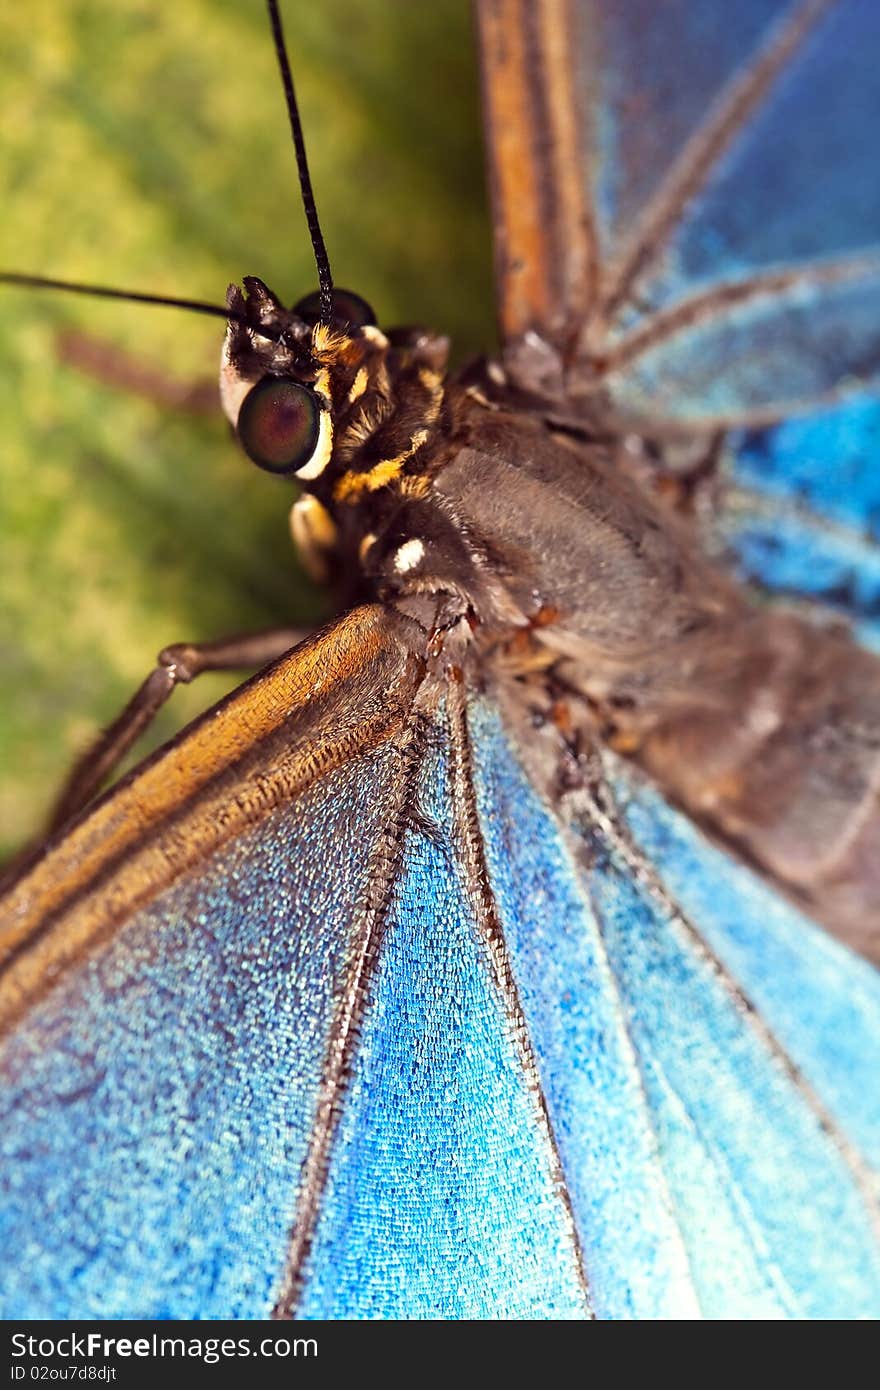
[222,276,450,583]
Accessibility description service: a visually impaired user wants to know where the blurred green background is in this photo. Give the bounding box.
[0,0,494,852]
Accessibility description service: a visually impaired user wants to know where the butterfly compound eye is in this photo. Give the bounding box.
[294,287,376,328]
[237,377,322,475]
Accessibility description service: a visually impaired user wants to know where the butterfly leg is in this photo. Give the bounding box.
[56,328,217,414]
[614,429,727,516]
[45,626,309,834]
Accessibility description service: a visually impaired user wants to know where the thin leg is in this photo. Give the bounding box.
[46,626,309,834]
[56,329,218,414]
[614,429,725,516]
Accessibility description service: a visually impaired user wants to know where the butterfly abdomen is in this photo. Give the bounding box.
[639,615,880,958]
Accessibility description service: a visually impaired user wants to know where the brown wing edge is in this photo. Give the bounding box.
[0,604,426,1038]
[474,0,597,368]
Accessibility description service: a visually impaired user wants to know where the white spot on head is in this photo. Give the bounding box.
[393,538,425,574]
[219,334,253,426]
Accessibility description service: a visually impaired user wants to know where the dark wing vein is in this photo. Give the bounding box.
[575,751,880,1232]
[445,675,595,1317]
[273,709,431,1319]
[595,0,836,328]
[599,252,880,376]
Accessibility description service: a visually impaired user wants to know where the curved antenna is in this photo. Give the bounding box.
[266,0,334,325]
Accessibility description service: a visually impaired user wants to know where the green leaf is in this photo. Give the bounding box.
[0,0,493,851]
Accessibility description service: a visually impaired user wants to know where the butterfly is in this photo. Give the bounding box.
[1,0,879,1321]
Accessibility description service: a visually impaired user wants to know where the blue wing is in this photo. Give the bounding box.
[589,0,879,283]
[696,395,880,651]
[478,0,880,420]
[469,697,880,1319]
[2,738,410,1318]
[294,707,588,1319]
[586,0,880,424]
[548,3,880,688]
[0,607,425,1318]
[3,634,878,1318]
[0,616,590,1319]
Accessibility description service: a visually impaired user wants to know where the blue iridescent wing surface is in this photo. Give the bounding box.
[0,611,593,1320]
[3,0,880,1323]
[294,697,591,1320]
[0,608,435,1318]
[4,643,878,1318]
[471,0,880,1318]
[479,0,880,422]
[2,741,410,1318]
[698,397,880,652]
[468,696,880,1318]
[293,689,880,1319]
[592,1,880,637]
[582,0,880,422]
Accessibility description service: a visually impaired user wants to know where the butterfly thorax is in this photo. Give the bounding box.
[219,282,880,949]
[222,279,754,678]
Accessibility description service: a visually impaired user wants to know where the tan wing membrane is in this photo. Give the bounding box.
[0,605,425,1037]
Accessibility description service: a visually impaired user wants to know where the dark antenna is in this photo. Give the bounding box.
[266,0,334,325]
[0,272,280,336]
[2,3,333,334]
[0,272,234,322]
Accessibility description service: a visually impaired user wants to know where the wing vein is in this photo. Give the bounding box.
[446,676,595,1317]
[595,0,836,327]
[579,753,880,1232]
[272,707,431,1319]
[597,252,880,377]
